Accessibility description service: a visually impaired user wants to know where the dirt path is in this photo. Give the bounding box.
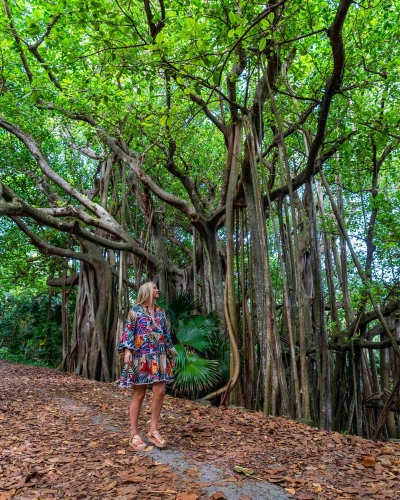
[1,362,400,499]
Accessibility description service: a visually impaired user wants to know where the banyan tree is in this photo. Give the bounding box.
[1,0,400,439]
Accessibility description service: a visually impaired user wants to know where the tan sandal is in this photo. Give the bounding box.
[130,434,146,451]
[147,429,167,448]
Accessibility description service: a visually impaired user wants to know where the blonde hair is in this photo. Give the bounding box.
[136,281,157,306]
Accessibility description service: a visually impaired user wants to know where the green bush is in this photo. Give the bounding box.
[0,346,51,367]
[165,292,230,398]
[0,291,63,367]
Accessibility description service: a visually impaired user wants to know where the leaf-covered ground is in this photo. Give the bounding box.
[1,362,400,499]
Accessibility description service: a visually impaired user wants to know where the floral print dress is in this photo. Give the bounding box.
[117,304,177,387]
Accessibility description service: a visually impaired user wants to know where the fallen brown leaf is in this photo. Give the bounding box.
[313,483,323,492]
[102,480,117,491]
[362,456,376,467]
[210,493,227,500]
[122,476,147,483]
[0,490,16,500]
[176,493,201,500]
[116,485,138,495]
[185,468,202,478]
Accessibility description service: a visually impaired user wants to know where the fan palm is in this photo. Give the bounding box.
[166,292,229,397]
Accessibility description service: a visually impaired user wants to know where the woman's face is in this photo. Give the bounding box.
[152,284,159,300]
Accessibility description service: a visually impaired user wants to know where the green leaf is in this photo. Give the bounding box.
[159,115,168,125]
[228,29,235,38]
[27,25,41,36]
[259,38,267,51]
[185,18,196,29]
[29,91,40,103]
[229,11,235,23]
[233,466,255,475]
[155,32,165,44]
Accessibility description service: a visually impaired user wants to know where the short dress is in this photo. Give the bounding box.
[117,304,177,387]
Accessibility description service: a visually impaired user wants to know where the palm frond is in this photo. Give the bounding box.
[165,293,227,396]
[185,312,221,337]
[167,291,200,328]
[176,323,211,352]
[212,339,231,380]
[174,343,188,370]
[173,353,220,393]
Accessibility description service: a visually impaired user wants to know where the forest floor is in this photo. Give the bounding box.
[1,363,400,500]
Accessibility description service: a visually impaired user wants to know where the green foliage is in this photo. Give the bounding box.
[166,292,229,396]
[0,347,51,367]
[173,343,220,393]
[176,322,212,352]
[0,291,63,367]
[166,291,200,329]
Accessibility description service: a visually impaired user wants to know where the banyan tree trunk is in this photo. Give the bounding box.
[242,115,289,416]
[69,243,117,382]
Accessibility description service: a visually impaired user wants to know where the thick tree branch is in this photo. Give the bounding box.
[30,14,61,51]
[100,134,200,223]
[226,42,246,123]
[30,102,204,231]
[168,235,193,258]
[189,93,229,139]
[3,0,33,83]
[11,216,109,267]
[263,0,353,207]
[0,116,122,234]
[343,300,400,339]
[1,182,185,273]
[330,337,400,352]
[157,142,206,218]
[142,0,164,38]
[262,103,318,157]
[208,131,355,228]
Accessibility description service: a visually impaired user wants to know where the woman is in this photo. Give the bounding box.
[118,282,177,450]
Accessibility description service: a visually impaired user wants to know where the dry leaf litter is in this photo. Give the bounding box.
[1,362,400,499]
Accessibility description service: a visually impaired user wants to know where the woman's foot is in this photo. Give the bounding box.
[130,434,146,451]
[147,429,167,448]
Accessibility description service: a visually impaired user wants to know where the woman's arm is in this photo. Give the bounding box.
[117,306,138,362]
[161,310,178,357]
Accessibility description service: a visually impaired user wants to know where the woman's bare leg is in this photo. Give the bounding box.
[149,381,166,432]
[130,384,147,436]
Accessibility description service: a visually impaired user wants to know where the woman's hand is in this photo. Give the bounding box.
[124,348,133,365]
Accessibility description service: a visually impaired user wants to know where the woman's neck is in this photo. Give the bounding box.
[144,300,155,310]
